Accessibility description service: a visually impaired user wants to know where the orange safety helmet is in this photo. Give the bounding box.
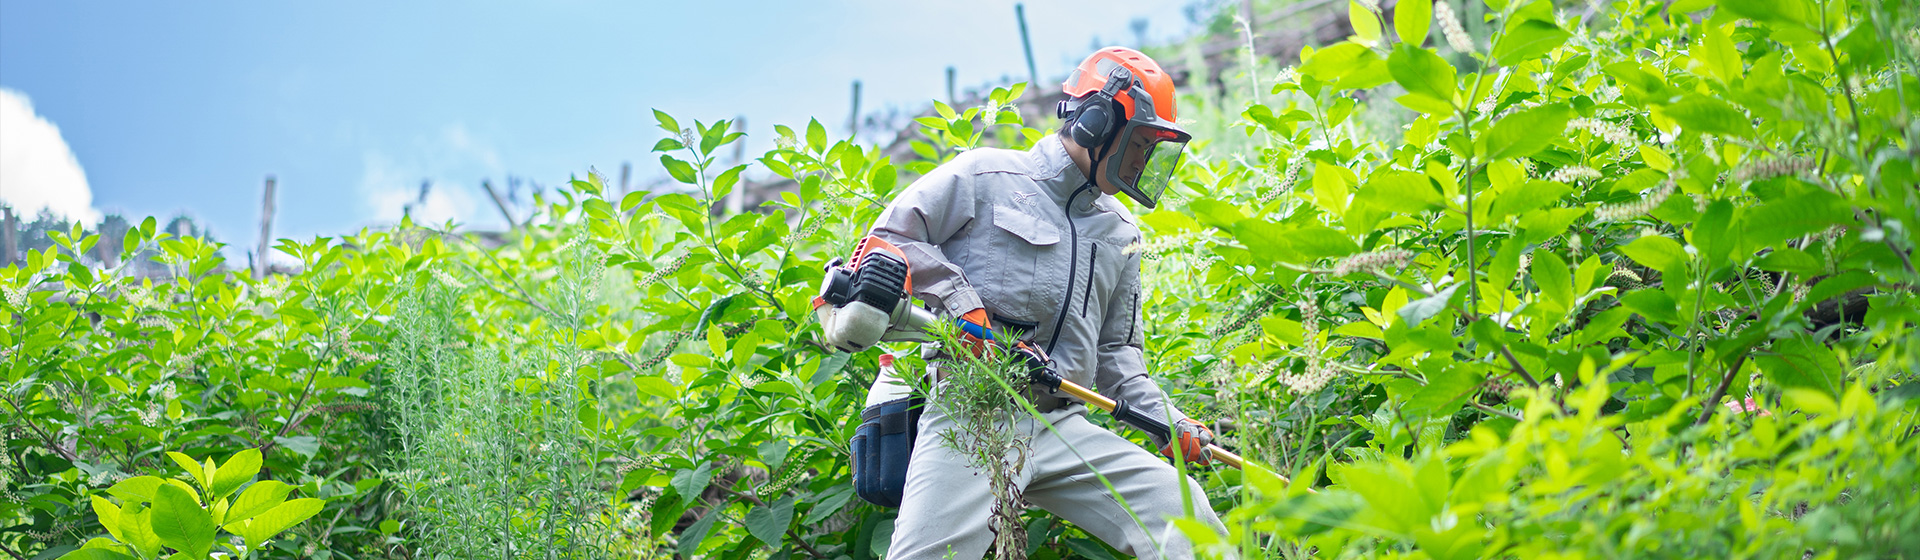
[1057,47,1191,209]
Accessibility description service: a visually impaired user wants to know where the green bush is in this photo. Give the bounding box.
[5,0,1915,558]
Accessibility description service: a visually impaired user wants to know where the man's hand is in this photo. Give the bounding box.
[1159,418,1215,466]
[956,308,992,356]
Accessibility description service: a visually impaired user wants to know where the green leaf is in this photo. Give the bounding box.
[620,191,649,213]
[870,163,898,197]
[1398,283,1461,327]
[1754,247,1822,275]
[672,463,713,502]
[678,509,721,559]
[1493,19,1572,65]
[653,109,681,135]
[1745,190,1852,248]
[635,375,679,399]
[1487,180,1572,222]
[1405,365,1479,418]
[1355,170,1443,213]
[1483,103,1574,160]
[1299,42,1391,90]
[1189,199,1246,230]
[1619,235,1687,273]
[56,550,136,560]
[109,476,164,503]
[91,495,125,542]
[1287,227,1362,260]
[1349,1,1382,45]
[1388,44,1456,113]
[1395,0,1431,47]
[1695,23,1742,82]
[226,480,292,525]
[660,155,698,185]
[744,495,795,546]
[119,504,165,559]
[151,483,215,559]
[1312,162,1352,218]
[1532,252,1573,311]
[227,498,324,550]
[1804,270,1876,311]
[1759,336,1842,397]
[803,485,857,525]
[1064,538,1120,560]
[713,164,745,201]
[707,324,728,362]
[694,294,735,333]
[1662,94,1753,138]
[806,118,827,153]
[1693,200,1737,269]
[1141,210,1202,233]
[166,452,212,493]
[273,436,319,459]
[210,448,260,500]
[1619,290,1679,325]
[1714,0,1810,28]
[1516,208,1586,246]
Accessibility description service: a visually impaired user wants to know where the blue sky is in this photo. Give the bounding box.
[0,0,1202,257]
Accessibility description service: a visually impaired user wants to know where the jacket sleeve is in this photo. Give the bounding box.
[1093,249,1190,447]
[866,161,985,318]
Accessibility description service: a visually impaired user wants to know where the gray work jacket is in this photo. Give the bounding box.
[868,134,1189,434]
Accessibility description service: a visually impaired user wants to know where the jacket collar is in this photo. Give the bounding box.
[1029,134,1091,201]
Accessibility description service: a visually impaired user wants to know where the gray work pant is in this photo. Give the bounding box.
[886,403,1226,560]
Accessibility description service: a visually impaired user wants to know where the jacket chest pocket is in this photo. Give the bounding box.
[983,204,1062,328]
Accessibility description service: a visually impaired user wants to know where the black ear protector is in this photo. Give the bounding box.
[1068,100,1116,150]
[1057,66,1135,156]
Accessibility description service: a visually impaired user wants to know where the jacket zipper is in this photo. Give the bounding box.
[1046,184,1094,356]
[1080,243,1098,317]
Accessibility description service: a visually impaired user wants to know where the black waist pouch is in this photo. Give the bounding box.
[850,396,923,508]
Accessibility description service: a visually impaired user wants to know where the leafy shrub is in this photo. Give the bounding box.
[72,448,326,559]
[6,0,1916,557]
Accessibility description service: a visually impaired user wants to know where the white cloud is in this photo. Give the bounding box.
[0,88,100,223]
[358,123,504,228]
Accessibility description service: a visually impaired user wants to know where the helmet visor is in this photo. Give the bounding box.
[1108,124,1188,209]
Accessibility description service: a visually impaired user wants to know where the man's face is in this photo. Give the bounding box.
[1098,127,1159,196]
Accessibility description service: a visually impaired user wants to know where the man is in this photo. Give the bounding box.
[870,47,1224,560]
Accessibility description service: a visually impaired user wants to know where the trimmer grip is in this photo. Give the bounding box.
[1111,399,1173,443]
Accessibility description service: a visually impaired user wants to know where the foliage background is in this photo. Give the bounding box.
[5,0,1918,558]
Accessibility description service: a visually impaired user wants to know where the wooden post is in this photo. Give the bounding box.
[255,175,277,279]
[482,180,517,229]
[728,117,748,215]
[848,81,862,137]
[1016,4,1039,91]
[1242,0,1257,38]
[619,161,631,199]
[1,206,15,266]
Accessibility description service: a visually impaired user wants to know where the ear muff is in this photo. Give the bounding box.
[1068,98,1115,150]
